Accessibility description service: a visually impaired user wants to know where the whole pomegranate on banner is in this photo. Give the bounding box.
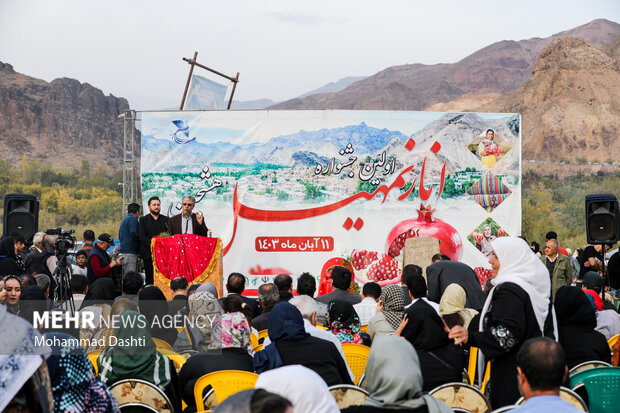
[140,111,521,291]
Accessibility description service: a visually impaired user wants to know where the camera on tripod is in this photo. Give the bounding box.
[45,227,76,256]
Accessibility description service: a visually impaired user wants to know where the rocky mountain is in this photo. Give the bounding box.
[0,62,129,169]
[297,76,367,98]
[230,98,276,109]
[271,19,620,111]
[602,34,620,58]
[229,76,367,109]
[476,37,620,165]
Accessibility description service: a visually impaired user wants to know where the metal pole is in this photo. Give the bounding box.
[180,51,198,110]
[122,110,139,219]
[227,72,240,110]
[601,243,606,302]
[182,58,237,82]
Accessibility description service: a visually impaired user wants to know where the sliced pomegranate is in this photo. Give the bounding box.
[385,205,463,261]
[351,249,379,270]
[367,254,401,286]
[474,267,493,287]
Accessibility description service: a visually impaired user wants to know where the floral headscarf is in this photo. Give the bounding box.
[328,300,364,344]
[209,312,252,353]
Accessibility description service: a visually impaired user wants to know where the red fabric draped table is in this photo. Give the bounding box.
[151,234,223,299]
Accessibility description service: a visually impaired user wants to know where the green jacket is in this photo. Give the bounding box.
[541,253,572,299]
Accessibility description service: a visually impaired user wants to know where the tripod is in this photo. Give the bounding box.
[53,251,75,315]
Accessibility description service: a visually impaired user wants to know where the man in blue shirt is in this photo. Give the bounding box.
[513,337,582,412]
[118,203,140,278]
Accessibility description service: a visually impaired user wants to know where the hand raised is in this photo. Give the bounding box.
[393,314,409,337]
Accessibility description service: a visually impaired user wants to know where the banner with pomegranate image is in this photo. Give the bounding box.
[140,110,521,291]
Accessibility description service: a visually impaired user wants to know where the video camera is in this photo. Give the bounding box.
[46,227,76,256]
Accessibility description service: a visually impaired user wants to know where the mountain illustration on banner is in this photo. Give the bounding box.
[466,171,512,212]
[185,74,228,110]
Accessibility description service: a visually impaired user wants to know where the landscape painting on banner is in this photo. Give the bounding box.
[140,110,521,290]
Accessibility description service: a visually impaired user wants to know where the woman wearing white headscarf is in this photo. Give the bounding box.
[341,335,452,413]
[449,237,554,409]
[255,365,340,413]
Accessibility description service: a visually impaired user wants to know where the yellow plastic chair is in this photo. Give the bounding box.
[257,329,269,344]
[87,350,101,376]
[194,370,259,411]
[360,324,368,333]
[481,361,491,394]
[341,343,370,385]
[159,348,187,372]
[153,337,173,350]
[608,334,619,349]
[467,347,479,386]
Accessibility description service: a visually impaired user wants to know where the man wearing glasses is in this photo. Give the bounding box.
[168,195,209,236]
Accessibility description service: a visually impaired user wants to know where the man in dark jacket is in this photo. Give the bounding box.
[426,260,486,311]
[252,283,279,332]
[138,196,169,285]
[315,266,361,305]
[86,233,122,285]
[222,272,259,318]
[167,276,189,316]
[274,273,294,302]
[167,195,208,236]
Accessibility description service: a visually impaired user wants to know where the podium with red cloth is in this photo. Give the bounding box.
[151,234,223,299]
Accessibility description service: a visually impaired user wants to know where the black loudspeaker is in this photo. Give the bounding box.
[3,193,39,242]
[585,194,619,244]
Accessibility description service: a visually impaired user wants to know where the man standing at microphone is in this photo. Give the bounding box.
[167,195,209,236]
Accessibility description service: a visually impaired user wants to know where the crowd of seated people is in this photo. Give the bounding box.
[1,235,619,412]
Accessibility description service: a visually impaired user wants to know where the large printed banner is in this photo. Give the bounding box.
[141,110,521,289]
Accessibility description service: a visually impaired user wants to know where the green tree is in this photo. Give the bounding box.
[80,159,91,177]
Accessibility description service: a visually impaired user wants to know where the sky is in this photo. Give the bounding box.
[1,0,619,110]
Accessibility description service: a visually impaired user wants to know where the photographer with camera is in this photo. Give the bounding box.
[86,233,123,285]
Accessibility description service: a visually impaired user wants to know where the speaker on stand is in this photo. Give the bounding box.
[585,194,619,301]
[3,193,39,243]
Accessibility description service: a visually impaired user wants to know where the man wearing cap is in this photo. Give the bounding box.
[581,271,616,311]
[86,233,122,285]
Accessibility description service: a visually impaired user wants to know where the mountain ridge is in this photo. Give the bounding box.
[270,19,620,111]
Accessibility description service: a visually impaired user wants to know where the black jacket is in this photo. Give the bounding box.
[138,213,169,259]
[167,295,188,317]
[167,213,208,236]
[252,306,273,332]
[275,336,353,386]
